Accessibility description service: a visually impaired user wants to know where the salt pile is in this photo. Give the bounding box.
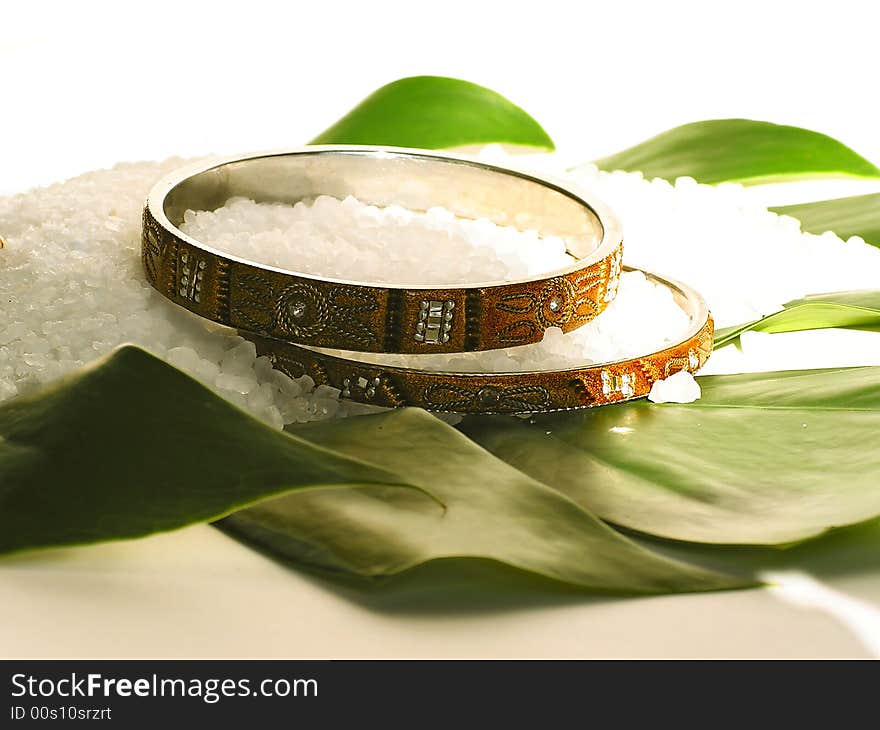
[182,195,573,284]
[489,147,880,328]
[3,150,880,426]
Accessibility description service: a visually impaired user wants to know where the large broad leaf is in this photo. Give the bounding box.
[593,119,880,185]
[0,346,745,593]
[771,193,880,248]
[461,367,880,546]
[311,76,554,151]
[0,346,415,556]
[714,290,880,348]
[221,408,749,594]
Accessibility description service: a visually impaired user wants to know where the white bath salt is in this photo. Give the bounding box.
[647,370,702,404]
[182,195,573,285]
[3,148,880,427]
[478,146,880,329]
[186,198,691,373]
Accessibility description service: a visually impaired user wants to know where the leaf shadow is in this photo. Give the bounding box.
[215,516,880,616]
[213,522,622,617]
[629,517,880,601]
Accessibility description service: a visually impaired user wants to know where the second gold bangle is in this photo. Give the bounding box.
[246,268,713,415]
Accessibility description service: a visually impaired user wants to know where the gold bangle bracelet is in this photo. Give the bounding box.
[142,146,624,355]
[246,268,713,415]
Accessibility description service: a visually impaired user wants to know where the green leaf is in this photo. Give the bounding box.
[311,76,554,151]
[0,346,415,556]
[771,193,880,248]
[460,367,880,546]
[593,119,880,185]
[714,290,880,348]
[0,346,746,593]
[221,408,749,594]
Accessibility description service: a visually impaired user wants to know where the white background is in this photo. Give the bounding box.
[3,0,880,658]
[3,0,879,194]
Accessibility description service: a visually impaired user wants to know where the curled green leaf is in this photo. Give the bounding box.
[0,347,746,594]
[461,367,880,546]
[311,76,554,151]
[771,192,880,248]
[593,119,880,185]
[0,347,415,556]
[222,408,749,594]
[714,290,880,348]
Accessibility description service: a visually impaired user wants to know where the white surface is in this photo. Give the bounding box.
[3,0,880,658]
[1,524,876,659]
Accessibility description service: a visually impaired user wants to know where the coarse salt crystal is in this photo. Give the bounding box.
[648,370,702,404]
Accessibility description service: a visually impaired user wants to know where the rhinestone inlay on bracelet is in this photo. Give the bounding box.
[341,375,382,400]
[604,248,623,303]
[601,370,635,399]
[415,299,455,344]
[177,250,206,303]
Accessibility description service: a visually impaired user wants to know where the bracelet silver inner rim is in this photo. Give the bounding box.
[148,145,622,291]
[268,266,710,378]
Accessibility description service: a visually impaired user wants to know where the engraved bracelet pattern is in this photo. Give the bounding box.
[245,269,714,415]
[142,146,624,355]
